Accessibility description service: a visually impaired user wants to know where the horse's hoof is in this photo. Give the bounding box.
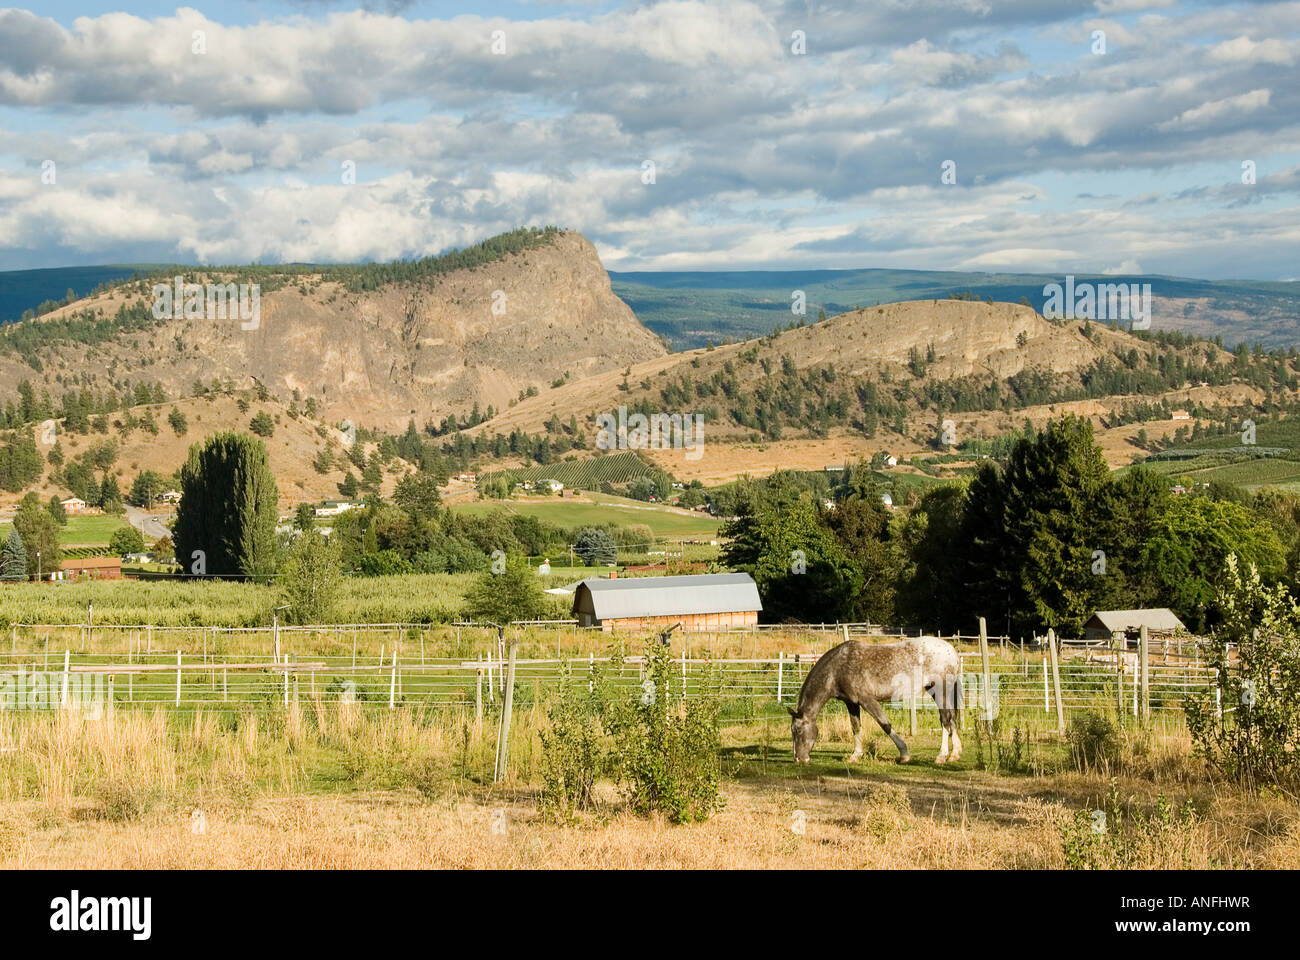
[845,754,862,764]
[897,755,912,765]
[934,756,947,765]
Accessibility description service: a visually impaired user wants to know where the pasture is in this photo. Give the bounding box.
[0,514,134,547]
[1,620,1295,869]
[450,493,721,539]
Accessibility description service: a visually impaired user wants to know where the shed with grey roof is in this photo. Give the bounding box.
[572,573,762,632]
[1083,608,1186,643]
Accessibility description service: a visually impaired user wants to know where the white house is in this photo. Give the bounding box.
[314,500,364,517]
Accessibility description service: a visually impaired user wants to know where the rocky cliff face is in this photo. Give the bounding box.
[1,231,666,430]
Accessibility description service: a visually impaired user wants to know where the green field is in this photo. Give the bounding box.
[452,493,721,538]
[0,514,134,547]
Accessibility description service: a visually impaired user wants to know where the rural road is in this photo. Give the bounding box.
[125,505,171,541]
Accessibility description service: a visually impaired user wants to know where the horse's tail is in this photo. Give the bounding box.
[950,671,963,727]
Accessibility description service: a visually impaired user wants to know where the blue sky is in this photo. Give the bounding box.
[1,1,1298,278]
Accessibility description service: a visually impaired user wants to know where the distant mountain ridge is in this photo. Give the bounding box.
[607,267,1300,350]
[9,261,1297,352]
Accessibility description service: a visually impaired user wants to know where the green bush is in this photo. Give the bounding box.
[1186,556,1300,794]
[607,642,724,823]
[1067,711,1120,772]
[1061,780,1202,869]
[539,662,606,822]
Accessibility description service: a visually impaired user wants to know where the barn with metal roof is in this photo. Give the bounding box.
[1083,608,1186,643]
[572,573,762,632]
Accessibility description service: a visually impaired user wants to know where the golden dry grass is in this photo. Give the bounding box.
[2,773,1296,869]
[0,704,1296,869]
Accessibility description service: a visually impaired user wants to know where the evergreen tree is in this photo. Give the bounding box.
[999,416,1115,637]
[574,527,617,566]
[0,528,26,581]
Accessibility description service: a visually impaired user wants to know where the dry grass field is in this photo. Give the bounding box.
[1,702,1294,870]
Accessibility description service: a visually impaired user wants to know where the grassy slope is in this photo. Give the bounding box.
[450,493,720,538]
[0,514,134,547]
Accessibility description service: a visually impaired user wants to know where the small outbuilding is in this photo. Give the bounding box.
[572,572,763,632]
[59,556,122,581]
[1083,608,1186,644]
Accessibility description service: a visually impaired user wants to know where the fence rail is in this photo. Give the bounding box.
[0,647,1219,721]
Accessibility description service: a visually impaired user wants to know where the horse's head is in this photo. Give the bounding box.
[787,706,816,764]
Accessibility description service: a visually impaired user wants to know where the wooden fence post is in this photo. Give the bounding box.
[475,660,483,733]
[1042,655,1049,712]
[978,617,992,724]
[1047,628,1064,734]
[1115,634,1125,724]
[493,638,518,782]
[61,649,70,708]
[388,648,398,710]
[1139,624,1150,722]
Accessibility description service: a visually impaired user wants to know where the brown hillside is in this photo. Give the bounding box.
[467,299,1165,439]
[0,231,665,433]
[2,395,407,511]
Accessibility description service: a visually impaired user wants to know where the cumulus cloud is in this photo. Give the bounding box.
[0,0,1296,279]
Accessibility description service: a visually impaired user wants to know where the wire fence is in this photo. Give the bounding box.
[0,619,1220,721]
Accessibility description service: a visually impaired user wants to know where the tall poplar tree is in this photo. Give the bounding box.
[173,432,279,580]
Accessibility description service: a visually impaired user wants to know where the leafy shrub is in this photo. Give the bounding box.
[95,780,150,822]
[404,756,445,801]
[971,713,1033,775]
[1186,556,1300,793]
[357,549,413,576]
[539,662,606,821]
[1061,780,1203,869]
[1067,711,1120,772]
[858,782,913,841]
[607,642,724,823]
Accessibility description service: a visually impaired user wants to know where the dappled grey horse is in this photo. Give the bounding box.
[788,637,963,765]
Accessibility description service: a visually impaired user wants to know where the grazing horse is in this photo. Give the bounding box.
[788,636,962,765]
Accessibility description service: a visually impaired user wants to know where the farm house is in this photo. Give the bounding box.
[1083,608,1186,644]
[58,556,122,581]
[572,573,762,632]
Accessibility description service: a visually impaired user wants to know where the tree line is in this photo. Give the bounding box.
[722,416,1298,637]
